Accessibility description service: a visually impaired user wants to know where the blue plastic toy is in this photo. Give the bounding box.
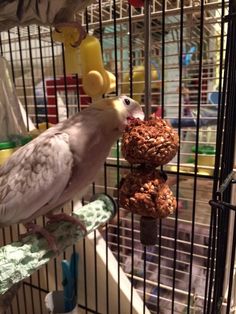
[61,252,79,312]
[182,46,196,66]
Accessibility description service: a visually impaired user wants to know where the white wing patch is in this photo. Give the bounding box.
[0,131,73,225]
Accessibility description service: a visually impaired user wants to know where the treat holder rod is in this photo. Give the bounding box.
[0,194,116,295]
[141,0,158,246]
[144,0,152,118]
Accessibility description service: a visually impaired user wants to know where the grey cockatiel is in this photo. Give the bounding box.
[0,96,144,248]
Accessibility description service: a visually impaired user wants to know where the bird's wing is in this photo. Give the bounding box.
[0,131,74,225]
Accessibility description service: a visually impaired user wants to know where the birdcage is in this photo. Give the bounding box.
[0,0,235,314]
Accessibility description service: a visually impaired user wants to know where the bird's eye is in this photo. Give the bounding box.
[124,98,130,106]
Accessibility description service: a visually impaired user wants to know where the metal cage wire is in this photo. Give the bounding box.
[0,0,235,314]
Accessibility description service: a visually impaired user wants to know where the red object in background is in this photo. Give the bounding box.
[155,106,162,118]
[128,0,144,8]
[46,76,91,124]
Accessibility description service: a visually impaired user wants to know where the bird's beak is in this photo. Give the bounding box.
[131,107,145,121]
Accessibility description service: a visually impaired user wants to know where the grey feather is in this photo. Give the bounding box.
[0,129,73,225]
[0,0,95,31]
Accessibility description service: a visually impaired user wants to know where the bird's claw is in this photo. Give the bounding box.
[46,212,87,234]
[22,222,58,252]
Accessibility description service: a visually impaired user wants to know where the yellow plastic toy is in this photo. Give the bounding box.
[79,35,116,98]
[52,25,116,98]
[0,141,16,165]
[122,65,161,103]
[52,22,86,75]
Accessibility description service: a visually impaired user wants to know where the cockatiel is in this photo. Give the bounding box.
[0,96,144,249]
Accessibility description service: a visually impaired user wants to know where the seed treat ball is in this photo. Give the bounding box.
[119,168,176,219]
[121,115,179,166]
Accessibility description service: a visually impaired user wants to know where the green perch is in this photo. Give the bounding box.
[0,194,116,295]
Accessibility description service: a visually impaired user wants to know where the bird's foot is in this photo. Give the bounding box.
[23,222,58,252]
[46,213,87,234]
